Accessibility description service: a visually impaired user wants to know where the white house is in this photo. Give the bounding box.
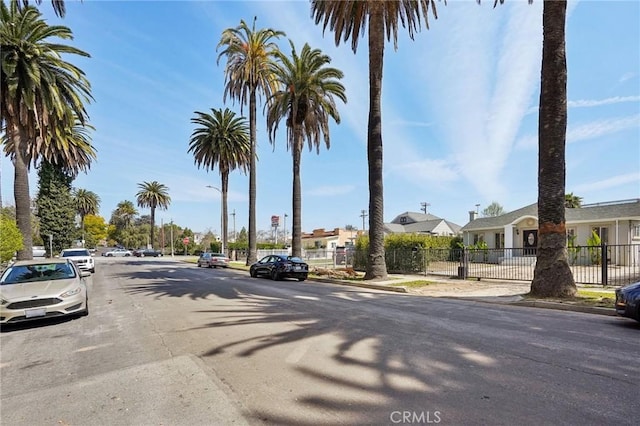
[460,199,640,265]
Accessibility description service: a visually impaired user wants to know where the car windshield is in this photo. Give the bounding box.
[1,263,76,285]
[62,250,90,257]
[212,253,226,258]
[287,257,304,262]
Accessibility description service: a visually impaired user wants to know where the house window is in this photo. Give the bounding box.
[592,227,609,244]
[633,224,640,239]
[494,233,504,249]
[567,228,576,244]
[473,234,484,245]
[400,216,407,224]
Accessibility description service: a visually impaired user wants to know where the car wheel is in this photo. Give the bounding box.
[270,269,279,281]
[298,277,306,282]
[250,269,257,278]
[207,263,212,268]
[90,268,95,273]
[125,254,131,257]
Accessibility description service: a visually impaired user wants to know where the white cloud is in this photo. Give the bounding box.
[516,114,640,148]
[619,72,637,83]
[567,114,640,144]
[568,96,640,108]
[412,1,543,201]
[391,159,459,185]
[573,172,640,193]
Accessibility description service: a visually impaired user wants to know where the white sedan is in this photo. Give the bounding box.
[103,248,132,257]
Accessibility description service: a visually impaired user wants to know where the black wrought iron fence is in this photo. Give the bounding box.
[352,244,640,286]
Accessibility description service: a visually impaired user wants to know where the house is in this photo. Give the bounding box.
[460,198,640,265]
[301,228,360,250]
[385,212,462,236]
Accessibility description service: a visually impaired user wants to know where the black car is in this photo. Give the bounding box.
[249,255,309,281]
[615,281,640,322]
[134,249,163,257]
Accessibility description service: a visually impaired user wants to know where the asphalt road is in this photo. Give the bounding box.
[1,257,638,425]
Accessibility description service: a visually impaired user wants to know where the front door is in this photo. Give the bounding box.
[523,230,537,255]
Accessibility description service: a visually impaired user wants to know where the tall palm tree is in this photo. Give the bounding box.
[217,17,285,265]
[136,181,171,249]
[1,2,92,259]
[529,0,576,297]
[73,188,100,246]
[311,1,439,279]
[189,108,251,254]
[266,41,346,257]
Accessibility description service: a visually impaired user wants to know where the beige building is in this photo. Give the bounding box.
[301,228,361,249]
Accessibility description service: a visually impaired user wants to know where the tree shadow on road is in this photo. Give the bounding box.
[112,261,640,425]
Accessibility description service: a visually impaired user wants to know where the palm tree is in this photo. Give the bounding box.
[266,41,346,257]
[18,0,67,17]
[311,1,439,279]
[188,108,251,254]
[217,17,285,265]
[110,200,138,232]
[136,181,171,249]
[529,0,576,297]
[73,188,100,246]
[564,192,583,208]
[1,2,92,259]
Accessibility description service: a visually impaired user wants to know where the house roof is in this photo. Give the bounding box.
[461,199,640,231]
[385,212,462,234]
[390,211,441,224]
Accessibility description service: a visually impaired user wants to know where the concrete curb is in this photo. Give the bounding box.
[510,300,617,316]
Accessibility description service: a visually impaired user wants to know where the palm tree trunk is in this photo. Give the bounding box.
[530,0,576,297]
[364,4,387,280]
[11,123,33,260]
[150,206,156,249]
[291,127,303,258]
[247,89,258,265]
[221,171,229,255]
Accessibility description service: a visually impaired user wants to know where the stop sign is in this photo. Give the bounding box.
[182,237,190,245]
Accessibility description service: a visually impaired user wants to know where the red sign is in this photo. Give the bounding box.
[271,215,280,227]
[182,237,190,245]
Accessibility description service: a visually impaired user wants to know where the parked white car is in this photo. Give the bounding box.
[103,248,132,257]
[60,248,95,273]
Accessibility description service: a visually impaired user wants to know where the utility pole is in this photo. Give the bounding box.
[231,209,236,242]
[420,202,430,214]
[170,219,174,257]
[360,209,368,232]
[284,213,288,246]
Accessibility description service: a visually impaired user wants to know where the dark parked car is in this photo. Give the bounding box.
[249,255,308,281]
[134,249,163,257]
[197,253,229,268]
[615,281,640,322]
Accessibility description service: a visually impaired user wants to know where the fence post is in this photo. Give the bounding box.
[601,242,608,287]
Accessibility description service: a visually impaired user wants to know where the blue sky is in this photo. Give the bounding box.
[1,0,639,236]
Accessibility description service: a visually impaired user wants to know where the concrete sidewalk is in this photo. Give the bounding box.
[309,273,618,317]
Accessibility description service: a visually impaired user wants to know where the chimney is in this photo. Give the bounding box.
[468,211,477,222]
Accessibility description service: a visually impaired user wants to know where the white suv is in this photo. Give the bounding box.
[60,248,95,273]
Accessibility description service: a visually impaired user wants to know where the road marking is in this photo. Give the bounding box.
[293,295,319,301]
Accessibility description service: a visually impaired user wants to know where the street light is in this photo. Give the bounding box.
[206,185,224,254]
